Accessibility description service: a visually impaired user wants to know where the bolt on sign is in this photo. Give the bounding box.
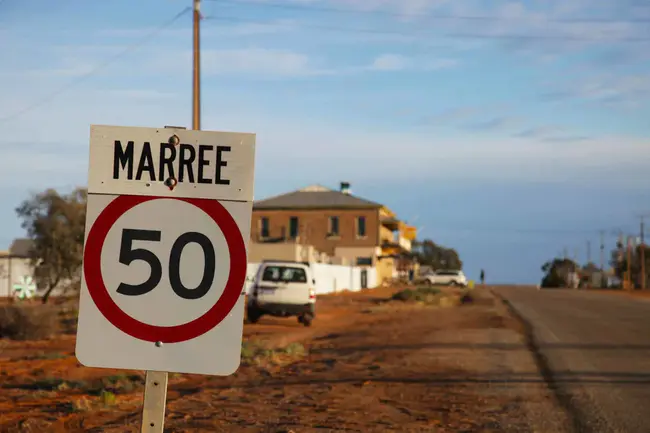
[76,125,256,375]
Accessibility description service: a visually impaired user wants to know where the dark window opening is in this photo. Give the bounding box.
[260,217,269,238]
[357,216,366,237]
[329,216,339,236]
[289,216,299,238]
[356,257,373,266]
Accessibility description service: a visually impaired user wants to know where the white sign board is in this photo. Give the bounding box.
[75,125,255,375]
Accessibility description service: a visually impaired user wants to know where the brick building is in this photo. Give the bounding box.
[250,183,417,284]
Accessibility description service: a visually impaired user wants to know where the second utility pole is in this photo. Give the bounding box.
[641,216,646,290]
[599,230,605,271]
[193,0,201,130]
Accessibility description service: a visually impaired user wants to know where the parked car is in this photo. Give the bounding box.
[421,270,468,287]
[246,260,316,327]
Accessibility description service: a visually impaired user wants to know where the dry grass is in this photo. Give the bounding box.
[0,304,60,340]
[240,340,308,367]
[390,286,474,307]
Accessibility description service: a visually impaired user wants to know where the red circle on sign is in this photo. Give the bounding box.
[83,195,247,343]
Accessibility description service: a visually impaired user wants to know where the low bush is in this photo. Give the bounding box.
[391,286,441,302]
[0,304,60,340]
[240,340,308,366]
[13,374,144,395]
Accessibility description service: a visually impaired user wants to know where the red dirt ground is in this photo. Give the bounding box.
[0,286,566,432]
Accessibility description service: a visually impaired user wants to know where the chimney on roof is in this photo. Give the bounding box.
[340,182,351,195]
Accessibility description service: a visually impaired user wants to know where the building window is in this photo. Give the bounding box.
[328,216,339,236]
[289,216,299,238]
[260,217,269,238]
[356,257,373,266]
[357,216,366,237]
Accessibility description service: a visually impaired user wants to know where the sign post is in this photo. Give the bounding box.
[75,125,255,431]
[141,370,168,432]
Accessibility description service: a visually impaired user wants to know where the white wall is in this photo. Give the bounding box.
[333,246,380,266]
[0,257,72,299]
[244,262,377,295]
[1,258,377,298]
[0,257,33,297]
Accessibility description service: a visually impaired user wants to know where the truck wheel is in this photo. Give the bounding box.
[300,313,314,327]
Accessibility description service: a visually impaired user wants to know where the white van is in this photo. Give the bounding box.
[246,260,316,327]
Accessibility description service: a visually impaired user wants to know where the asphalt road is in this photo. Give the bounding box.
[494,287,650,433]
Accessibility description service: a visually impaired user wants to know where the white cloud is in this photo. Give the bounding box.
[14,45,329,79]
[371,54,410,71]
[25,44,455,80]
[327,0,451,16]
[542,73,650,108]
[419,106,479,125]
[201,48,328,76]
[513,125,566,139]
[369,53,457,71]
[4,109,647,191]
[323,0,650,65]
[26,62,95,78]
[216,19,298,36]
[0,142,87,190]
[98,19,297,38]
[462,116,520,132]
[91,89,179,100]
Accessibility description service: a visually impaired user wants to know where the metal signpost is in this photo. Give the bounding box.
[75,124,255,432]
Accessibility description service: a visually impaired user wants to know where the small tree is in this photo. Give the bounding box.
[610,243,650,289]
[412,239,463,271]
[541,258,578,288]
[15,187,87,304]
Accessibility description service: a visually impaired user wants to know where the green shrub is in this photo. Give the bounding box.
[0,305,60,340]
[100,390,116,406]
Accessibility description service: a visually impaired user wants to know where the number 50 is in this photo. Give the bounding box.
[117,228,216,300]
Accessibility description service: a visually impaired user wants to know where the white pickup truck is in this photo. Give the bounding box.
[420,270,468,287]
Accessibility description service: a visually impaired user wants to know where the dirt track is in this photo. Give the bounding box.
[0,286,570,432]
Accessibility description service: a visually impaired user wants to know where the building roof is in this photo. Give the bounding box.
[253,185,383,210]
[9,238,33,258]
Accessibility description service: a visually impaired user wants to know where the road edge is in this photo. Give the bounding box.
[489,288,593,433]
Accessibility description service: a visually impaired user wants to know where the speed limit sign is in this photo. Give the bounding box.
[75,125,255,375]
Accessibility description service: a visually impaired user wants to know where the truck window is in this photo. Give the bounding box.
[261,266,308,283]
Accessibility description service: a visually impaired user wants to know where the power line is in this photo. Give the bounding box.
[0,7,191,124]
[208,0,650,24]
[420,227,641,236]
[203,15,650,43]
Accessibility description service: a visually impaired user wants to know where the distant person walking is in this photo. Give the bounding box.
[480,269,485,286]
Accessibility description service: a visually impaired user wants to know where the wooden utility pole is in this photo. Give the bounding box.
[192,0,201,130]
[599,230,605,271]
[640,216,646,290]
[586,240,591,264]
[626,235,632,290]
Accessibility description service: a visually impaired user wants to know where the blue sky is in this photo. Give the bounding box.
[1,0,649,283]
